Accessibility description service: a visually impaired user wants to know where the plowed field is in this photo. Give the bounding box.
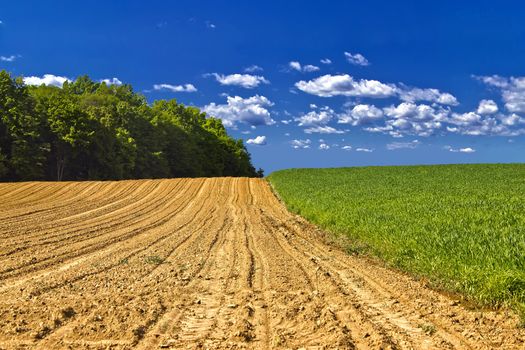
[0,178,522,349]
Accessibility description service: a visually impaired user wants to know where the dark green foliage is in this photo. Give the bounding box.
[0,70,259,181]
[269,164,525,316]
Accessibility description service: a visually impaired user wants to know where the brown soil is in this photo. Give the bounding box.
[0,178,523,349]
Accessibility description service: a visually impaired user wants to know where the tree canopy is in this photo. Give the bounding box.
[0,71,261,181]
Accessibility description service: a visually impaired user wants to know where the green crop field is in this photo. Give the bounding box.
[268,164,525,317]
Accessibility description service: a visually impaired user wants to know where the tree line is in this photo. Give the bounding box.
[0,71,262,181]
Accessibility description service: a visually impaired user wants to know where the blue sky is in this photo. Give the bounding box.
[1,1,524,173]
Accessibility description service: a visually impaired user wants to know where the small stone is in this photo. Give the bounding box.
[159,339,177,348]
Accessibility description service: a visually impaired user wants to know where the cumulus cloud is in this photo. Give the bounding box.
[288,61,320,73]
[23,74,71,87]
[344,52,370,66]
[447,110,525,136]
[449,112,482,126]
[320,58,332,65]
[0,55,17,62]
[318,143,330,150]
[203,95,275,128]
[304,125,345,134]
[473,75,509,88]
[295,74,396,98]
[295,107,335,126]
[386,140,420,150]
[290,139,311,149]
[398,87,458,106]
[445,146,476,153]
[244,65,263,72]
[289,61,302,71]
[499,113,525,126]
[356,148,373,152]
[475,75,525,113]
[476,99,498,115]
[100,77,123,86]
[338,104,384,125]
[379,102,450,137]
[384,102,449,121]
[292,106,346,134]
[207,73,269,89]
[295,74,458,106]
[303,65,320,72]
[153,83,197,92]
[246,135,267,145]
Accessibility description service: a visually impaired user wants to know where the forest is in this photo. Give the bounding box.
[0,70,261,181]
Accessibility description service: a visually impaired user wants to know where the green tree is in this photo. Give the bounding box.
[0,72,261,181]
[0,71,47,180]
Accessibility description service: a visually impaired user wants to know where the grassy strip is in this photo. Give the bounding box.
[268,164,525,319]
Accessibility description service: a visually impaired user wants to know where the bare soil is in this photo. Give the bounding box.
[0,178,523,349]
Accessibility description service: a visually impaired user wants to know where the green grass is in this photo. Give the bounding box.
[268,164,525,314]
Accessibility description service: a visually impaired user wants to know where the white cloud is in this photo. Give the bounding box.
[288,61,319,73]
[475,75,525,113]
[207,73,269,89]
[338,104,384,125]
[0,55,17,62]
[499,113,525,126]
[100,77,123,86]
[447,111,525,137]
[379,102,449,137]
[290,139,311,149]
[203,95,275,128]
[449,112,482,126]
[320,58,332,65]
[304,125,345,134]
[244,65,263,72]
[398,87,458,106]
[476,99,498,115]
[385,102,449,121]
[445,146,476,153]
[341,145,352,150]
[289,61,302,71]
[473,75,509,88]
[295,74,457,106]
[295,74,396,98]
[153,83,197,92]
[23,74,71,87]
[319,143,330,150]
[295,107,335,126]
[303,64,320,72]
[206,21,216,29]
[344,52,370,66]
[246,135,267,145]
[356,148,374,152]
[386,140,420,150]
